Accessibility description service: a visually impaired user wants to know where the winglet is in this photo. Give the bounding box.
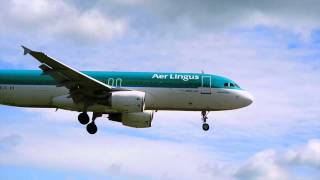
[21,45,32,55]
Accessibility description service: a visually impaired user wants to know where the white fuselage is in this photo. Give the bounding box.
[0,84,253,112]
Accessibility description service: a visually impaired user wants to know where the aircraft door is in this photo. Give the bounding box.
[201,76,211,94]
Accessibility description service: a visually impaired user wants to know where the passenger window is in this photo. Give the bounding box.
[230,83,234,87]
[224,83,228,87]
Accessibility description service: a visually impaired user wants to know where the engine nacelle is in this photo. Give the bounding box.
[109,111,154,128]
[51,91,145,113]
[111,91,145,113]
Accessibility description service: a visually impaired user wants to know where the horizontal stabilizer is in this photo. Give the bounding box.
[21,45,31,55]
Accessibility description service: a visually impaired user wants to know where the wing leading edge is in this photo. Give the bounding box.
[21,45,114,104]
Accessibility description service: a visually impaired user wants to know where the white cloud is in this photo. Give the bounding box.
[95,0,320,38]
[235,150,289,180]
[0,0,127,42]
[1,127,320,179]
[241,11,320,40]
[109,0,146,5]
[2,0,320,42]
[52,9,127,42]
[0,131,232,180]
[234,139,320,179]
[285,139,320,168]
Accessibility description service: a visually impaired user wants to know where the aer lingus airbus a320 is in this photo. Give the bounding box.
[0,46,253,134]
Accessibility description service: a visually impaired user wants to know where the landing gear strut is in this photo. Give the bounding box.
[201,110,210,131]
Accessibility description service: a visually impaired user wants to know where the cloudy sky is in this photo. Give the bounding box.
[0,0,320,179]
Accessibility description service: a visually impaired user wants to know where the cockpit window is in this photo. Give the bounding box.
[223,82,241,89]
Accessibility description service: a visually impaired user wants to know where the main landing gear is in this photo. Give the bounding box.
[201,110,210,131]
[78,112,90,125]
[78,112,102,134]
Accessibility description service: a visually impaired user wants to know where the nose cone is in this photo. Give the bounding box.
[240,91,254,107]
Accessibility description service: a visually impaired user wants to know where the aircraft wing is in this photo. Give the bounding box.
[21,46,114,104]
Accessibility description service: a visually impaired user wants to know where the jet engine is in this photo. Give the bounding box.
[110,91,145,113]
[109,110,154,128]
[52,91,145,113]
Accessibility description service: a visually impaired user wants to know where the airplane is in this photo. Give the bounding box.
[0,46,253,134]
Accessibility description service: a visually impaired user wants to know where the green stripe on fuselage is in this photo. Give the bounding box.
[0,70,241,89]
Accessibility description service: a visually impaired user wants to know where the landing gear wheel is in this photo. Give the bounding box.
[86,122,97,134]
[202,123,210,131]
[201,110,210,131]
[78,112,90,125]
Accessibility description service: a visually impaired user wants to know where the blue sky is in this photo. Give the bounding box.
[0,0,320,179]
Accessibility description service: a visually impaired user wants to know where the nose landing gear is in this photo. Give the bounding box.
[201,110,210,131]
